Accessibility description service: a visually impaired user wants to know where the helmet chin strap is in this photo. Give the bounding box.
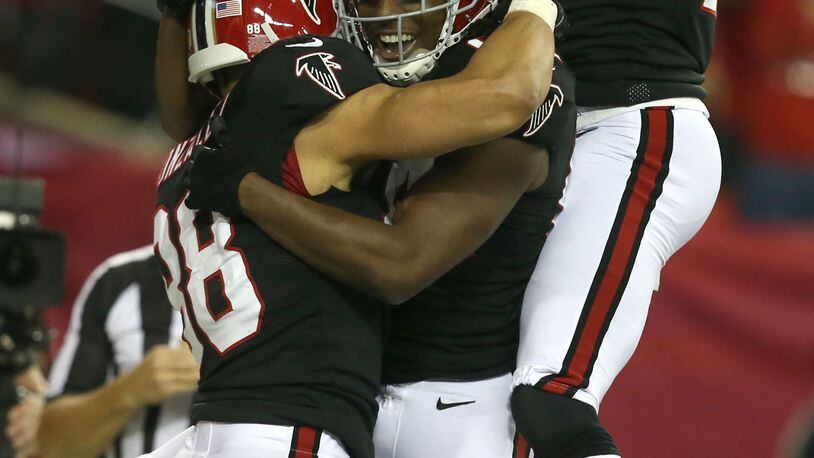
[374,48,436,86]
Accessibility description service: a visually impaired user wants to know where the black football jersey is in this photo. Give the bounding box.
[154,35,384,458]
[558,0,717,106]
[382,37,577,383]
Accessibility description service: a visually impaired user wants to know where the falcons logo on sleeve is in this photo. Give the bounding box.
[295,52,346,100]
[523,84,564,137]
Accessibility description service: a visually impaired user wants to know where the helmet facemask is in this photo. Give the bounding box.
[336,0,498,86]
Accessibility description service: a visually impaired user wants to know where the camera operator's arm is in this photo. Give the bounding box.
[39,346,198,458]
[5,366,46,458]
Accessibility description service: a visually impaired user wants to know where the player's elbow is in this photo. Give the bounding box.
[160,113,194,143]
[367,248,428,305]
[491,74,550,133]
[374,270,424,305]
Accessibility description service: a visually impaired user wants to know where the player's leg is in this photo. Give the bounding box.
[373,374,515,458]
[512,107,721,457]
[159,422,349,457]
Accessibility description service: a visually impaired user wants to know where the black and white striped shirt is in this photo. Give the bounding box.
[48,246,190,458]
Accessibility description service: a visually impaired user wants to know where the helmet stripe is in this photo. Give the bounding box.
[204,0,216,50]
[194,0,208,52]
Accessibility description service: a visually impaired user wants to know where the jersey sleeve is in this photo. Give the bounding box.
[507,58,577,154]
[233,35,383,129]
[509,58,577,197]
[432,38,577,159]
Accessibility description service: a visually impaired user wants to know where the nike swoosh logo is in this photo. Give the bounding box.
[436,398,476,410]
[286,37,323,48]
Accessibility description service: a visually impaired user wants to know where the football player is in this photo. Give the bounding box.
[510,1,721,456]
[150,0,559,457]
[182,1,574,457]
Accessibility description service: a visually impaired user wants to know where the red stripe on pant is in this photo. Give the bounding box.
[514,431,531,458]
[290,426,319,458]
[543,108,671,396]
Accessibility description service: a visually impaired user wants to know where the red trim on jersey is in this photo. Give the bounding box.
[193,210,216,251]
[542,108,672,395]
[700,0,718,17]
[153,242,173,288]
[282,145,311,196]
[169,195,212,354]
[165,193,267,357]
[203,270,234,321]
[217,219,268,355]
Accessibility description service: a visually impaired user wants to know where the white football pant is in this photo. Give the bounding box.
[374,374,515,458]
[141,422,349,458]
[513,99,721,410]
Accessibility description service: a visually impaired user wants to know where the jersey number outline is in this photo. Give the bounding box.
[154,196,265,358]
[700,0,717,16]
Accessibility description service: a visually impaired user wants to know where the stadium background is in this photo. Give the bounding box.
[1,0,812,456]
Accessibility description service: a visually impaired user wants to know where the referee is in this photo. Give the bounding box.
[38,246,197,458]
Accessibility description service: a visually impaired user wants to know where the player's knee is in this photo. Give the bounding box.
[511,384,619,458]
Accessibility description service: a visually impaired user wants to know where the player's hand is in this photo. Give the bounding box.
[124,345,199,406]
[157,0,194,21]
[5,365,46,458]
[185,117,256,218]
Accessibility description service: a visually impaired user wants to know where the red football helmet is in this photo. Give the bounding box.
[337,0,497,85]
[188,0,339,84]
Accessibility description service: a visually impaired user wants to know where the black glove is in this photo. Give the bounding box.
[157,0,194,21]
[184,117,256,218]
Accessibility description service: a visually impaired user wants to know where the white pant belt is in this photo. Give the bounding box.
[576,97,709,132]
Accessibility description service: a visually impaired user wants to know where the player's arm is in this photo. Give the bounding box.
[301,7,556,161]
[238,138,548,304]
[155,5,216,141]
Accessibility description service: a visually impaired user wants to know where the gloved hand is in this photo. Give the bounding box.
[184,117,256,218]
[157,0,195,21]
